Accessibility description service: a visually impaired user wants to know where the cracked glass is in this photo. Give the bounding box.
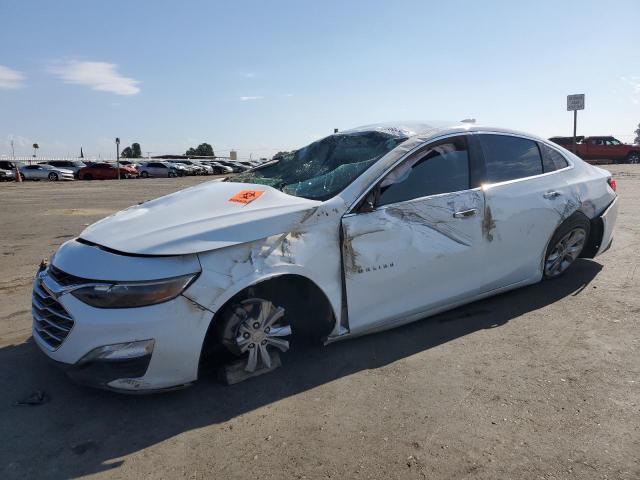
[227,131,408,201]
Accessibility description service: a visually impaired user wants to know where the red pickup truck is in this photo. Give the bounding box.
[549,136,640,164]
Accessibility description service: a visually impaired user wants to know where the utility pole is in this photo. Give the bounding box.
[11,140,21,182]
[115,137,121,180]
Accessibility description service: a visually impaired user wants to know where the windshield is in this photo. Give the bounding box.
[227,131,407,200]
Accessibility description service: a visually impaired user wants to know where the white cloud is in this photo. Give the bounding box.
[283,93,294,97]
[4,134,31,148]
[0,65,26,89]
[620,76,640,104]
[240,96,264,101]
[243,72,256,78]
[49,61,140,95]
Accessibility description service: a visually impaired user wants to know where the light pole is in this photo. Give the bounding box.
[115,137,121,180]
[11,140,21,182]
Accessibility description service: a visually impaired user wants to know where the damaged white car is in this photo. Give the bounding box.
[32,123,618,392]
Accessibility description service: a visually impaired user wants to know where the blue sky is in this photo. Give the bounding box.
[1,0,638,159]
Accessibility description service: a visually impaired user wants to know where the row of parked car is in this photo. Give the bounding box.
[0,158,258,182]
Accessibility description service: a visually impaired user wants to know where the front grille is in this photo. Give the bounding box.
[32,278,75,349]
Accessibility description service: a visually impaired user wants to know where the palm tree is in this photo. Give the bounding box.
[32,143,39,158]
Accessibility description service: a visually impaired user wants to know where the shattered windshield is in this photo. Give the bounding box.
[227,131,407,200]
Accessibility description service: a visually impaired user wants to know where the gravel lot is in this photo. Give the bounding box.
[0,169,638,480]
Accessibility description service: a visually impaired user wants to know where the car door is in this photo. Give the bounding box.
[341,135,487,334]
[155,163,169,177]
[477,133,574,289]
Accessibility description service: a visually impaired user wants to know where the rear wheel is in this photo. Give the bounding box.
[626,152,640,164]
[48,172,59,181]
[543,215,590,279]
[140,171,149,178]
[83,173,93,180]
[168,171,177,178]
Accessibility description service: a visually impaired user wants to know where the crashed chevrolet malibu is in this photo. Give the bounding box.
[32,123,619,392]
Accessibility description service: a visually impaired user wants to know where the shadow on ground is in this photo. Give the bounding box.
[0,260,601,479]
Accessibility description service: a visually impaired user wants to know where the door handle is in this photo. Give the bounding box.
[543,191,562,199]
[453,208,478,219]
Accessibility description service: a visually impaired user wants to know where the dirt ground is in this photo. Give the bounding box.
[0,170,638,480]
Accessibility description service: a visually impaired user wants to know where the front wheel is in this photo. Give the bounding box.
[219,298,292,373]
[626,152,640,164]
[543,216,590,279]
[48,172,59,181]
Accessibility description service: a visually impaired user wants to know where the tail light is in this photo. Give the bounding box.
[607,177,617,192]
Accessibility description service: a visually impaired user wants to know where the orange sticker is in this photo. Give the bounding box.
[229,190,264,205]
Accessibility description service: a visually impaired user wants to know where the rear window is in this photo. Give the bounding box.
[540,143,569,172]
[480,134,543,183]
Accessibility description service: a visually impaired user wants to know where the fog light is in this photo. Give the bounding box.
[78,339,154,364]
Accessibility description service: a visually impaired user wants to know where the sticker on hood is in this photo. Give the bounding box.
[229,190,264,205]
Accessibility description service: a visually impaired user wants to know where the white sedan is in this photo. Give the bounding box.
[20,164,75,181]
[32,123,618,392]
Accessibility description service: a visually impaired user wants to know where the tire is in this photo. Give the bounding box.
[48,172,59,181]
[626,152,640,164]
[83,174,93,180]
[140,171,149,178]
[218,298,292,373]
[168,171,176,178]
[543,214,590,279]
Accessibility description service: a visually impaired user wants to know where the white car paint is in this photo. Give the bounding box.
[20,164,75,181]
[34,123,618,392]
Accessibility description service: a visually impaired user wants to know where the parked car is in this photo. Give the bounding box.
[201,161,234,175]
[78,163,138,180]
[118,160,143,170]
[0,167,15,181]
[139,161,182,178]
[549,136,640,164]
[41,160,86,178]
[168,160,207,175]
[32,122,618,392]
[214,160,250,173]
[19,163,75,181]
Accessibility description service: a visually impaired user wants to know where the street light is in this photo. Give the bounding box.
[115,137,121,180]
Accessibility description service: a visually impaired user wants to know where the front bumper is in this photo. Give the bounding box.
[32,272,213,392]
[38,348,152,391]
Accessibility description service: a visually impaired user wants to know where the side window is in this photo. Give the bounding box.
[540,143,569,172]
[377,136,470,207]
[480,134,542,183]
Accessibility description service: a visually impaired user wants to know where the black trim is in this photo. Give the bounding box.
[467,134,487,187]
[40,348,152,390]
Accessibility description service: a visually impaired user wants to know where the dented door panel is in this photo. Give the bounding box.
[341,189,485,334]
[481,170,578,288]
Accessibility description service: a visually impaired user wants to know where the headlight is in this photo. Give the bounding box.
[71,273,198,308]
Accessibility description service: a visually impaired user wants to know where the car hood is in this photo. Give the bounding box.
[79,181,321,255]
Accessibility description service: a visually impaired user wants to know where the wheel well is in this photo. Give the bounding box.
[580,214,603,259]
[198,274,336,378]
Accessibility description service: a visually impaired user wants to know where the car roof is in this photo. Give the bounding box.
[340,121,551,145]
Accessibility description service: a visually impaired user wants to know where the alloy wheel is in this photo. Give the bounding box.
[48,172,58,181]
[228,299,292,372]
[544,227,586,277]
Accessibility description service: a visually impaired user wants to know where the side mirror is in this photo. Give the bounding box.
[358,187,379,214]
[360,199,375,213]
